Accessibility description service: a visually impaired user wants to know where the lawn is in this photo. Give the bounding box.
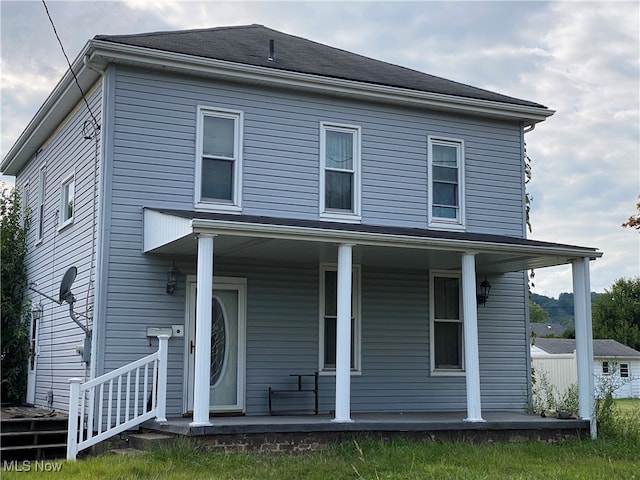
[3,401,639,479]
[615,398,640,413]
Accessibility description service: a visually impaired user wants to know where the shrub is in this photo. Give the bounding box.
[1,188,30,404]
[531,369,578,415]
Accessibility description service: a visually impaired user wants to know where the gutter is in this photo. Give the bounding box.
[87,40,554,125]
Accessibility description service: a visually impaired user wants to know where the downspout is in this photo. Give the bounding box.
[522,121,535,411]
[82,54,107,383]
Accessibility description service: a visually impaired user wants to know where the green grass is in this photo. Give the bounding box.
[3,438,638,480]
[615,398,640,413]
[3,403,639,479]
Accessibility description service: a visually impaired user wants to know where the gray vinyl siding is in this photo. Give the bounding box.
[110,66,525,236]
[98,65,529,416]
[100,256,528,416]
[13,82,103,411]
[246,266,528,414]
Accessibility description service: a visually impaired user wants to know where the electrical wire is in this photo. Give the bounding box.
[41,0,100,130]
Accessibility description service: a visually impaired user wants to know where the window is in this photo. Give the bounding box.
[602,361,610,374]
[430,271,464,373]
[58,172,75,229]
[36,165,46,243]
[319,264,361,372]
[21,182,30,229]
[320,123,361,222]
[428,137,465,229]
[195,107,243,212]
[620,363,629,378]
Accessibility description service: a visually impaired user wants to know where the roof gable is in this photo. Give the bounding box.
[94,24,545,109]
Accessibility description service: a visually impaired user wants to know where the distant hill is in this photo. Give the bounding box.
[531,292,603,329]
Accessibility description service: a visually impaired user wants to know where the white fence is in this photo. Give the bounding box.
[66,334,169,460]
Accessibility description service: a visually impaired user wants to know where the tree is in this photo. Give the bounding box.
[1,187,30,404]
[592,278,640,351]
[621,195,640,230]
[529,300,550,323]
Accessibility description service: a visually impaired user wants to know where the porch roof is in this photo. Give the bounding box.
[143,208,602,274]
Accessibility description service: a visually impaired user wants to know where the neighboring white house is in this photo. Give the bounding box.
[532,338,640,399]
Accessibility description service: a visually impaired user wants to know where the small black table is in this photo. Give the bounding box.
[268,372,319,415]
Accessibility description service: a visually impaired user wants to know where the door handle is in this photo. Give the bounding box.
[190,340,195,355]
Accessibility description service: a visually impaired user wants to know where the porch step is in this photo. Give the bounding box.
[127,432,175,451]
[0,414,68,461]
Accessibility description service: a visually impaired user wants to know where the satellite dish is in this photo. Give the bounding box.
[59,266,77,305]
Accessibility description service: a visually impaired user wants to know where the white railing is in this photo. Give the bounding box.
[67,334,170,460]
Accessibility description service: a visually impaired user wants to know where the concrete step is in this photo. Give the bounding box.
[127,432,175,451]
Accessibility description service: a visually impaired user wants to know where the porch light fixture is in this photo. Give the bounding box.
[32,302,43,321]
[477,278,491,306]
[166,263,179,295]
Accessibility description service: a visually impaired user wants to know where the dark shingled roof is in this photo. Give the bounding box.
[535,338,640,358]
[94,24,546,109]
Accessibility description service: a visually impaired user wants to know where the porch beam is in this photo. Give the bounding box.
[461,253,484,422]
[190,234,215,427]
[573,257,596,438]
[333,243,354,423]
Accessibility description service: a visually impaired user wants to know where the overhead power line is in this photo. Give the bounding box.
[41,0,100,130]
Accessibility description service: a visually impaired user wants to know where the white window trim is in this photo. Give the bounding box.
[428,136,465,231]
[36,164,46,245]
[429,270,465,376]
[318,263,362,374]
[319,122,362,223]
[195,106,243,214]
[58,171,75,231]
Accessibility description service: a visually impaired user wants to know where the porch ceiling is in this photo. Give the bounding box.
[143,208,602,274]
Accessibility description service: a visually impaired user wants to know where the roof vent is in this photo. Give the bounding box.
[268,39,275,61]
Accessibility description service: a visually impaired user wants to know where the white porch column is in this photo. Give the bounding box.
[333,243,354,423]
[190,234,215,427]
[461,253,484,422]
[573,257,596,438]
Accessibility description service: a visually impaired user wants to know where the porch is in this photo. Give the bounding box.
[141,412,590,451]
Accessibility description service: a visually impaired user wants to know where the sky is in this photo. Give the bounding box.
[1,0,638,298]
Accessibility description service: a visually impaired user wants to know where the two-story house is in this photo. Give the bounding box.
[2,25,601,454]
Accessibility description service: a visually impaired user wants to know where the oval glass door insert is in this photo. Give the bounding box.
[210,297,228,386]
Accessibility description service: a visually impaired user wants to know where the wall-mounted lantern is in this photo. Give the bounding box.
[166,263,179,295]
[477,278,491,306]
[32,302,43,321]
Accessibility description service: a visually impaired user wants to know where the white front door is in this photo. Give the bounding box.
[185,278,246,413]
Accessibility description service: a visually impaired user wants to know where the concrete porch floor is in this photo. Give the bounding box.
[142,411,589,437]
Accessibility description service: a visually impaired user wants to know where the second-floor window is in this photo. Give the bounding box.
[320,123,361,222]
[58,172,75,230]
[195,107,243,212]
[428,136,465,229]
